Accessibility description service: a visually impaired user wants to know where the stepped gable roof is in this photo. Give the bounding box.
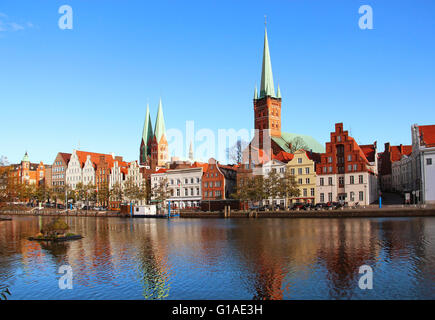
[419,125,435,147]
[191,162,209,171]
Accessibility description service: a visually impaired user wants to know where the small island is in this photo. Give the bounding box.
[28,218,83,242]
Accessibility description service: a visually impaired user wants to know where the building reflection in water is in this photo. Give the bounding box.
[0,216,433,299]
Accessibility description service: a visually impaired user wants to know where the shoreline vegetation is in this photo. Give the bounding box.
[1,207,434,219]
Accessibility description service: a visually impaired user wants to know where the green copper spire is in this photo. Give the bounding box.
[142,103,153,158]
[260,27,275,98]
[142,104,153,145]
[154,98,166,143]
[276,84,281,99]
[22,151,29,162]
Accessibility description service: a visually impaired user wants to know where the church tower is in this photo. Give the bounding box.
[253,25,282,148]
[140,104,153,165]
[150,98,169,168]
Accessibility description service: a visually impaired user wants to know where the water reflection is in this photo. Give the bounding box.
[0,216,434,299]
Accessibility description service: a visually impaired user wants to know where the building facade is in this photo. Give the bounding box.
[202,158,237,201]
[286,149,319,204]
[315,123,378,206]
[392,124,435,204]
[51,152,71,192]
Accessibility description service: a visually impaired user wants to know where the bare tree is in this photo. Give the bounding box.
[285,137,308,153]
[226,139,249,164]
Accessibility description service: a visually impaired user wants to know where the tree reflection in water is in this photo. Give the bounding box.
[136,235,171,300]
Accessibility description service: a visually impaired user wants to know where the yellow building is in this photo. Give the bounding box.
[286,149,319,204]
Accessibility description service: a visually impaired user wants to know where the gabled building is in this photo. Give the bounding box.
[51,152,71,191]
[8,152,48,187]
[65,150,122,189]
[202,158,237,201]
[378,143,412,192]
[315,123,378,205]
[286,149,320,204]
[392,124,435,204]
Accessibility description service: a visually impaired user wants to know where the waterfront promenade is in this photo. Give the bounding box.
[1,206,434,219]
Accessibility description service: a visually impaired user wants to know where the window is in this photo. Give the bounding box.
[359,191,364,201]
[305,167,310,174]
[196,177,200,183]
[204,182,208,188]
[190,188,194,196]
[328,166,332,173]
[359,175,363,184]
[210,182,213,188]
[215,181,221,187]
[328,177,333,185]
[303,189,307,197]
[339,176,344,186]
[328,192,333,202]
[310,188,315,197]
[323,167,327,173]
[176,189,180,196]
[298,178,303,184]
[320,193,325,202]
[204,191,208,197]
[328,157,332,163]
[350,192,355,201]
[348,165,352,171]
[196,188,200,195]
[306,178,310,184]
[350,176,354,184]
[298,168,303,175]
[185,178,188,184]
[291,168,295,175]
[427,158,433,165]
[320,178,324,186]
[184,189,188,196]
[353,164,358,171]
[337,136,341,142]
[298,158,302,164]
[191,178,194,183]
[347,155,352,162]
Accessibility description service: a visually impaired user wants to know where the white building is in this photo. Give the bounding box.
[254,159,287,207]
[151,165,205,209]
[392,124,435,204]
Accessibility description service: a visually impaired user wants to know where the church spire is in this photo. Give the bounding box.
[189,141,194,161]
[260,25,275,98]
[154,98,166,143]
[142,103,153,149]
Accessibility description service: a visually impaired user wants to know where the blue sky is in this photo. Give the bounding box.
[0,0,434,164]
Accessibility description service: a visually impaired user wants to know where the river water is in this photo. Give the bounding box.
[0,216,434,300]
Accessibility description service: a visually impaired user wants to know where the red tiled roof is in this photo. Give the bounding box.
[154,168,167,174]
[76,151,115,169]
[60,153,71,163]
[360,144,376,162]
[390,145,412,162]
[419,125,435,147]
[273,151,294,163]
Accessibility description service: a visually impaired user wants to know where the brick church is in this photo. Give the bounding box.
[244,25,324,165]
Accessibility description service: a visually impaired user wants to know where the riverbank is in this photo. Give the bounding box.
[1,207,435,219]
